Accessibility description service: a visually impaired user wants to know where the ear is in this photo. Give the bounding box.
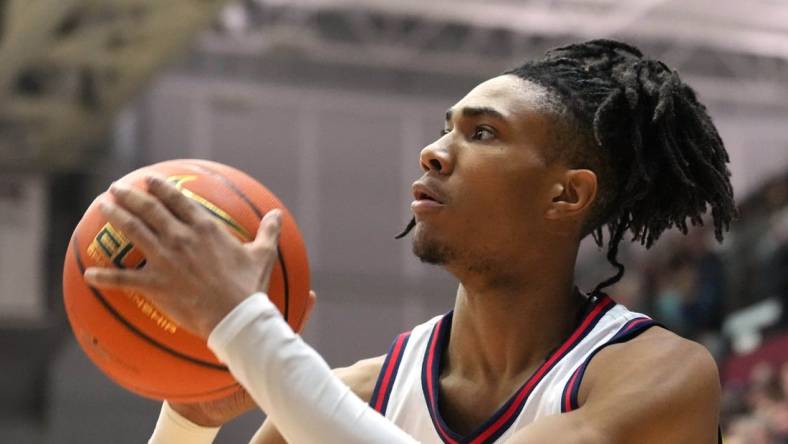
[544,169,597,221]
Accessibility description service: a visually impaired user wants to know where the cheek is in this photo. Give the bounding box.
[450,182,543,252]
[503,157,552,211]
[464,163,547,221]
[450,144,552,235]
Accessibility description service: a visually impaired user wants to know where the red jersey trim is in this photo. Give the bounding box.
[422,295,616,444]
[369,332,412,415]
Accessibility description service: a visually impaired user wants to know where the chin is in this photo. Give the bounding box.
[411,225,454,264]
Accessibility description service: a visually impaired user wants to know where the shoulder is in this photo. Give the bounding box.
[578,327,720,442]
[586,326,719,393]
[333,355,386,403]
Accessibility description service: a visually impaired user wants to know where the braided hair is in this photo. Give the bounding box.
[399,39,737,296]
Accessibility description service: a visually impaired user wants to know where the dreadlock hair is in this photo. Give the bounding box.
[397,39,737,296]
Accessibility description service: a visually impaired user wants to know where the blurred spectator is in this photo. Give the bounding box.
[759,179,788,327]
[746,362,781,414]
[726,415,775,444]
[648,226,726,345]
[720,361,787,443]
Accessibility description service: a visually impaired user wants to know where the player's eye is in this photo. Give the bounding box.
[471,126,495,141]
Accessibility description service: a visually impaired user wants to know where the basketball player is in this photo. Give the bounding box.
[85,40,736,443]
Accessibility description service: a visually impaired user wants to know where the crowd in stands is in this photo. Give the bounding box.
[598,171,788,443]
[722,360,788,443]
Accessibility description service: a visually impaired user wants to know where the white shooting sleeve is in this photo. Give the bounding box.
[207,292,419,444]
[148,401,220,444]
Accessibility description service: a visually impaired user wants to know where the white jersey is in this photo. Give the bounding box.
[368,294,657,444]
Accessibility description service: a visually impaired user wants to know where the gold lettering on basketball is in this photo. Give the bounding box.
[126,290,179,334]
[89,223,126,261]
[168,175,253,241]
[86,242,111,266]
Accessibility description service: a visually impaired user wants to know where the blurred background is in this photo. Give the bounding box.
[0,0,786,442]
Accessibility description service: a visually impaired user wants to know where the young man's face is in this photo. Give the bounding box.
[410,74,569,273]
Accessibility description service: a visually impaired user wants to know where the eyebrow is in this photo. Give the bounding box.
[445,106,506,122]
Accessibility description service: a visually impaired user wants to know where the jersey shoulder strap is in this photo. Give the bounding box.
[369,331,412,415]
[368,314,444,415]
[560,316,660,412]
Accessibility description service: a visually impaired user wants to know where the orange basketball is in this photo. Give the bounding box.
[62,159,310,402]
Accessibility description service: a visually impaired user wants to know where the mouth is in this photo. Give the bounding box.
[412,182,444,204]
[411,181,446,215]
[415,190,438,202]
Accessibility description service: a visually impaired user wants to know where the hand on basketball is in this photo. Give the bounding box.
[83,174,282,338]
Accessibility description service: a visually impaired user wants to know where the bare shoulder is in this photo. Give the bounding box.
[584,326,720,400]
[603,327,716,382]
[333,355,386,403]
[578,327,721,443]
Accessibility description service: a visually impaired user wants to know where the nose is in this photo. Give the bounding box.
[419,142,454,175]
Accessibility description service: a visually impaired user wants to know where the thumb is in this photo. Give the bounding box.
[249,209,282,260]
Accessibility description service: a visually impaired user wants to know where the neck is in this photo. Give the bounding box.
[444,245,586,382]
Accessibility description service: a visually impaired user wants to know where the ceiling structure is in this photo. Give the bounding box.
[252,0,788,60]
[0,0,786,170]
[199,0,788,102]
[0,0,235,170]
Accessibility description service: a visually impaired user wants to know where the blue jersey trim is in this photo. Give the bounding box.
[422,296,616,444]
[560,317,659,413]
[370,332,411,415]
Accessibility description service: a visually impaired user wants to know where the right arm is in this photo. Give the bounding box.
[148,356,384,444]
[249,356,384,444]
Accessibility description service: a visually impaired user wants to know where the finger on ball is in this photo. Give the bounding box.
[146,174,202,224]
[98,200,158,253]
[84,267,147,289]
